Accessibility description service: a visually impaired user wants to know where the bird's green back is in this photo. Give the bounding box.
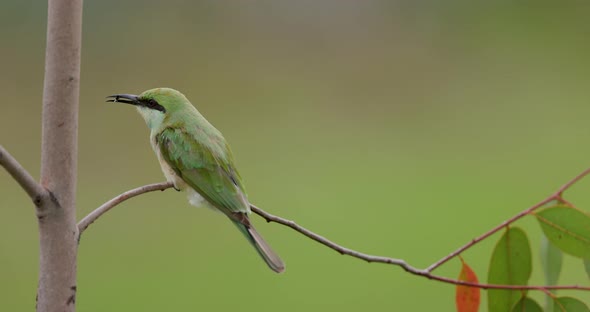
[138,88,250,215]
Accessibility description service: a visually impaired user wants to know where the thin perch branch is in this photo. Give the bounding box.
[77,181,174,235]
[81,167,590,292]
[250,203,412,267]
[250,204,590,291]
[0,145,47,202]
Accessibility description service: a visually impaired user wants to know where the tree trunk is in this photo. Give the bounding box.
[37,0,83,311]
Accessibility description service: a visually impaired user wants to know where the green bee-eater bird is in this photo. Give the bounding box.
[107,88,285,273]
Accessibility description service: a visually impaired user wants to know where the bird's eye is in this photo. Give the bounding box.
[146,99,166,113]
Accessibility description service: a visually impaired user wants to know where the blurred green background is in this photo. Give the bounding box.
[1,1,590,311]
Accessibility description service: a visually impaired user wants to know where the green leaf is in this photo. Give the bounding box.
[535,205,590,259]
[584,259,590,279]
[553,297,590,312]
[487,227,532,312]
[541,235,563,312]
[512,297,543,312]
[540,234,563,285]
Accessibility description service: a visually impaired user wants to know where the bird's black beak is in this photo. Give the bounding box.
[106,93,166,113]
[106,94,140,106]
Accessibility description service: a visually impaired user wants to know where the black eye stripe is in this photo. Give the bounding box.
[140,98,166,113]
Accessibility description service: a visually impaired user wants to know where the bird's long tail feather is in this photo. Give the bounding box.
[233,221,285,273]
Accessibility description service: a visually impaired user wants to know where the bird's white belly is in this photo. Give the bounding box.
[186,187,211,209]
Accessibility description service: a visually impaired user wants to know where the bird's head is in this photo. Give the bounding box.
[107,88,191,129]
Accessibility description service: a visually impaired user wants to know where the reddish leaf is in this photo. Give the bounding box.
[456,258,481,312]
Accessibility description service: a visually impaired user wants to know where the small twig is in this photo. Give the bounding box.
[250,204,590,291]
[0,145,47,202]
[77,181,173,235]
[426,167,590,273]
[540,287,557,299]
[555,167,590,197]
[425,198,551,273]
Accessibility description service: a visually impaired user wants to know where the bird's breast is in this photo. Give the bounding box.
[151,135,187,190]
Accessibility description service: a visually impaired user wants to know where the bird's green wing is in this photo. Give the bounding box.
[156,127,250,214]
